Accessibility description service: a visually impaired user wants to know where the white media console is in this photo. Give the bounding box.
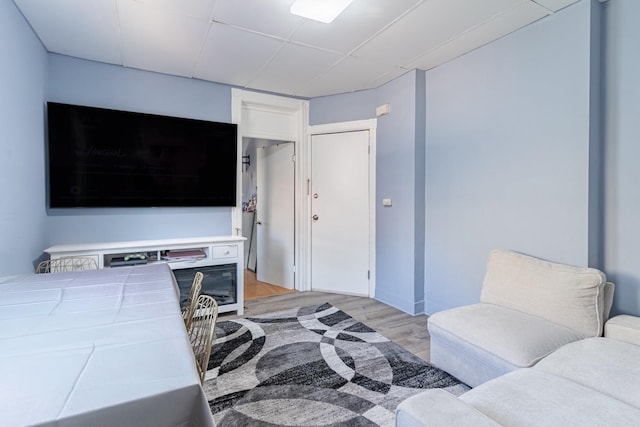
[45,236,245,314]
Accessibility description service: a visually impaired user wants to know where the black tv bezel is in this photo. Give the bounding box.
[46,102,238,209]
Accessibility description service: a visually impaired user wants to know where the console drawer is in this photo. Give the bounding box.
[212,245,238,259]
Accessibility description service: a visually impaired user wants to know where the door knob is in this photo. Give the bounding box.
[312,215,319,221]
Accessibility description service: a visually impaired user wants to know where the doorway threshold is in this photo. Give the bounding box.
[244,269,297,300]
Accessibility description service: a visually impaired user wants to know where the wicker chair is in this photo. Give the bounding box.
[181,272,203,330]
[35,256,98,273]
[188,294,219,384]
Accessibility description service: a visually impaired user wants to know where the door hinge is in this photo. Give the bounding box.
[292,154,296,162]
[293,265,296,273]
[367,270,370,279]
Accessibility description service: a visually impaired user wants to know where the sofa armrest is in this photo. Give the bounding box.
[605,315,640,346]
[395,390,500,427]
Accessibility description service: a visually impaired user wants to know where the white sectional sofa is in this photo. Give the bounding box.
[427,249,614,387]
[396,315,640,426]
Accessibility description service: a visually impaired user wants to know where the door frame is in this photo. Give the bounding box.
[306,119,377,296]
[231,89,309,291]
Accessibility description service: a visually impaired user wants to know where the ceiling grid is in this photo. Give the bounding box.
[13,0,579,97]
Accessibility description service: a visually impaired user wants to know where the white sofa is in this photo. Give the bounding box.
[427,249,614,387]
[396,315,640,426]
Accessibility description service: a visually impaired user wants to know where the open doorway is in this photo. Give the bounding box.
[242,137,297,300]
[231,89,310,294]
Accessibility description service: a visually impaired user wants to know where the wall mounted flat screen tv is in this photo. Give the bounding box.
[47,102,237,208]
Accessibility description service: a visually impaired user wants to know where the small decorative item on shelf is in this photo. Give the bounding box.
[162,249,207,261]
[124,253,147,262]
[110,253,148,267]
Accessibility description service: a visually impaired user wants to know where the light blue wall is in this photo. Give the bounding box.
[310,70,426,314]
[310,89,377,124]
[44,55,235,247]
[424,1,595,314]
[374,71,425,314]
[603,0,640,316]
[0,1,48,274]
[5,0,639,319]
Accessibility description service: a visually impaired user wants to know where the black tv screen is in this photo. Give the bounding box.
[46,102,237,208]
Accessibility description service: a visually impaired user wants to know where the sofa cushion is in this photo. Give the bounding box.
[534,337,640,409]
[429,327,520,387]
[460,369,640,426]
[605,314,640,345]
[428,303,583,368]
[480,249,607,337]
[396,389,501,427]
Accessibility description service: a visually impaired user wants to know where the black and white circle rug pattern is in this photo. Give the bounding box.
[204,303,468,426]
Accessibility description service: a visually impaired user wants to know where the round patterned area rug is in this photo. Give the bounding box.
[204,303,468,426]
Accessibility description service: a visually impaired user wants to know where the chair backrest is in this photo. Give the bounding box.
[35,256,98,274]
[182,272,203,330]
[188,294,219,384]
[480,249,610,337]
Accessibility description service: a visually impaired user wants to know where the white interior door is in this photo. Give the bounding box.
[256,142,295,289]
[311,130,370,296]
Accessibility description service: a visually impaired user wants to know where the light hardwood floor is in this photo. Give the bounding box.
[219,290,432,361]
[244,270,297,300]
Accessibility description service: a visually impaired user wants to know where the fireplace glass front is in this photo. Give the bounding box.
[172,263,237,307]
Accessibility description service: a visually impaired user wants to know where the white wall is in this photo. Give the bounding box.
[0,1,48,274]
[603,0,640,316]
[424,0,597,313]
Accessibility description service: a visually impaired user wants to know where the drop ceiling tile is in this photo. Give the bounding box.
[12,0,581,97]
[353,0,523,65]
[117,0,210,78]
[532,0,579,12]
[246,42,344,96]
[13,0,122,65]
[407,1,549,70]
[295,56,404,97]
[212,0,303,40]
[290,0,421,54]
[133,0,216,18]
[194,23,285,87]
[368,68,411,90]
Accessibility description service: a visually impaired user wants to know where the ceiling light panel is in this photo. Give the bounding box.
[291,0,421,54]
[290,0,353,24]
